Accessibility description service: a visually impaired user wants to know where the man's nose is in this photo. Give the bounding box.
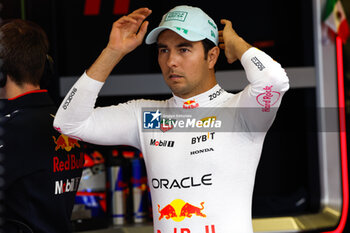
[166,51,179,68]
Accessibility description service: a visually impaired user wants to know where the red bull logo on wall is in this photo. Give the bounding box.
[158,199,206,222]
[53,134,80,152]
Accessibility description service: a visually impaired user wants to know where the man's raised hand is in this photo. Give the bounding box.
[107,8,152,56]
[86,8,151,82]
[219,19,252,64]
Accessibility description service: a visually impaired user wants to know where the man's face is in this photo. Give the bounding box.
[157,30,217,99]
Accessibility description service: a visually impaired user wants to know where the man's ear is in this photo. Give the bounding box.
[208,46,220,70]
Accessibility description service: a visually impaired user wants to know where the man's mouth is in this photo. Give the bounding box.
[169,73,184,79]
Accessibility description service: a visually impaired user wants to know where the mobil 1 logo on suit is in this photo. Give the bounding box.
[150,139,175,147]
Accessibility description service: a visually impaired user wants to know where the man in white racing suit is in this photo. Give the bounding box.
[54,5,289,233]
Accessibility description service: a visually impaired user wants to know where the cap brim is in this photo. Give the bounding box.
[145,26,206,44]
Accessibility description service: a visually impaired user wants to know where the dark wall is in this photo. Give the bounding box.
[53,0,314,76]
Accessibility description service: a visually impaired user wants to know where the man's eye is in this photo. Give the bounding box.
[159,48,168,53]
[180,48,189,53]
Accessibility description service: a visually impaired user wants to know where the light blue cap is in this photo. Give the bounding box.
[146,5,219,45]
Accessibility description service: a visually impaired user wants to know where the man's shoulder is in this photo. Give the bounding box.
[3,105,56,124]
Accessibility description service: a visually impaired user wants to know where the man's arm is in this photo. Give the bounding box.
[54,8,152,147]
[219,20,289,133]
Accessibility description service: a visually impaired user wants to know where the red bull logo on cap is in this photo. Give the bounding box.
[158,199,206,222]
[53,134,80,152]
[183,100,199,109]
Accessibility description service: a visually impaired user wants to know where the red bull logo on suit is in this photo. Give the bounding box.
[183,100,199,109]
[158,199,206,222]
[156,199,216,232]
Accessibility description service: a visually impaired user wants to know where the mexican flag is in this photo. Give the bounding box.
[323,0,350,43]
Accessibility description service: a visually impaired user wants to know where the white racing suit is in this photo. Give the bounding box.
[54,48,289,233]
